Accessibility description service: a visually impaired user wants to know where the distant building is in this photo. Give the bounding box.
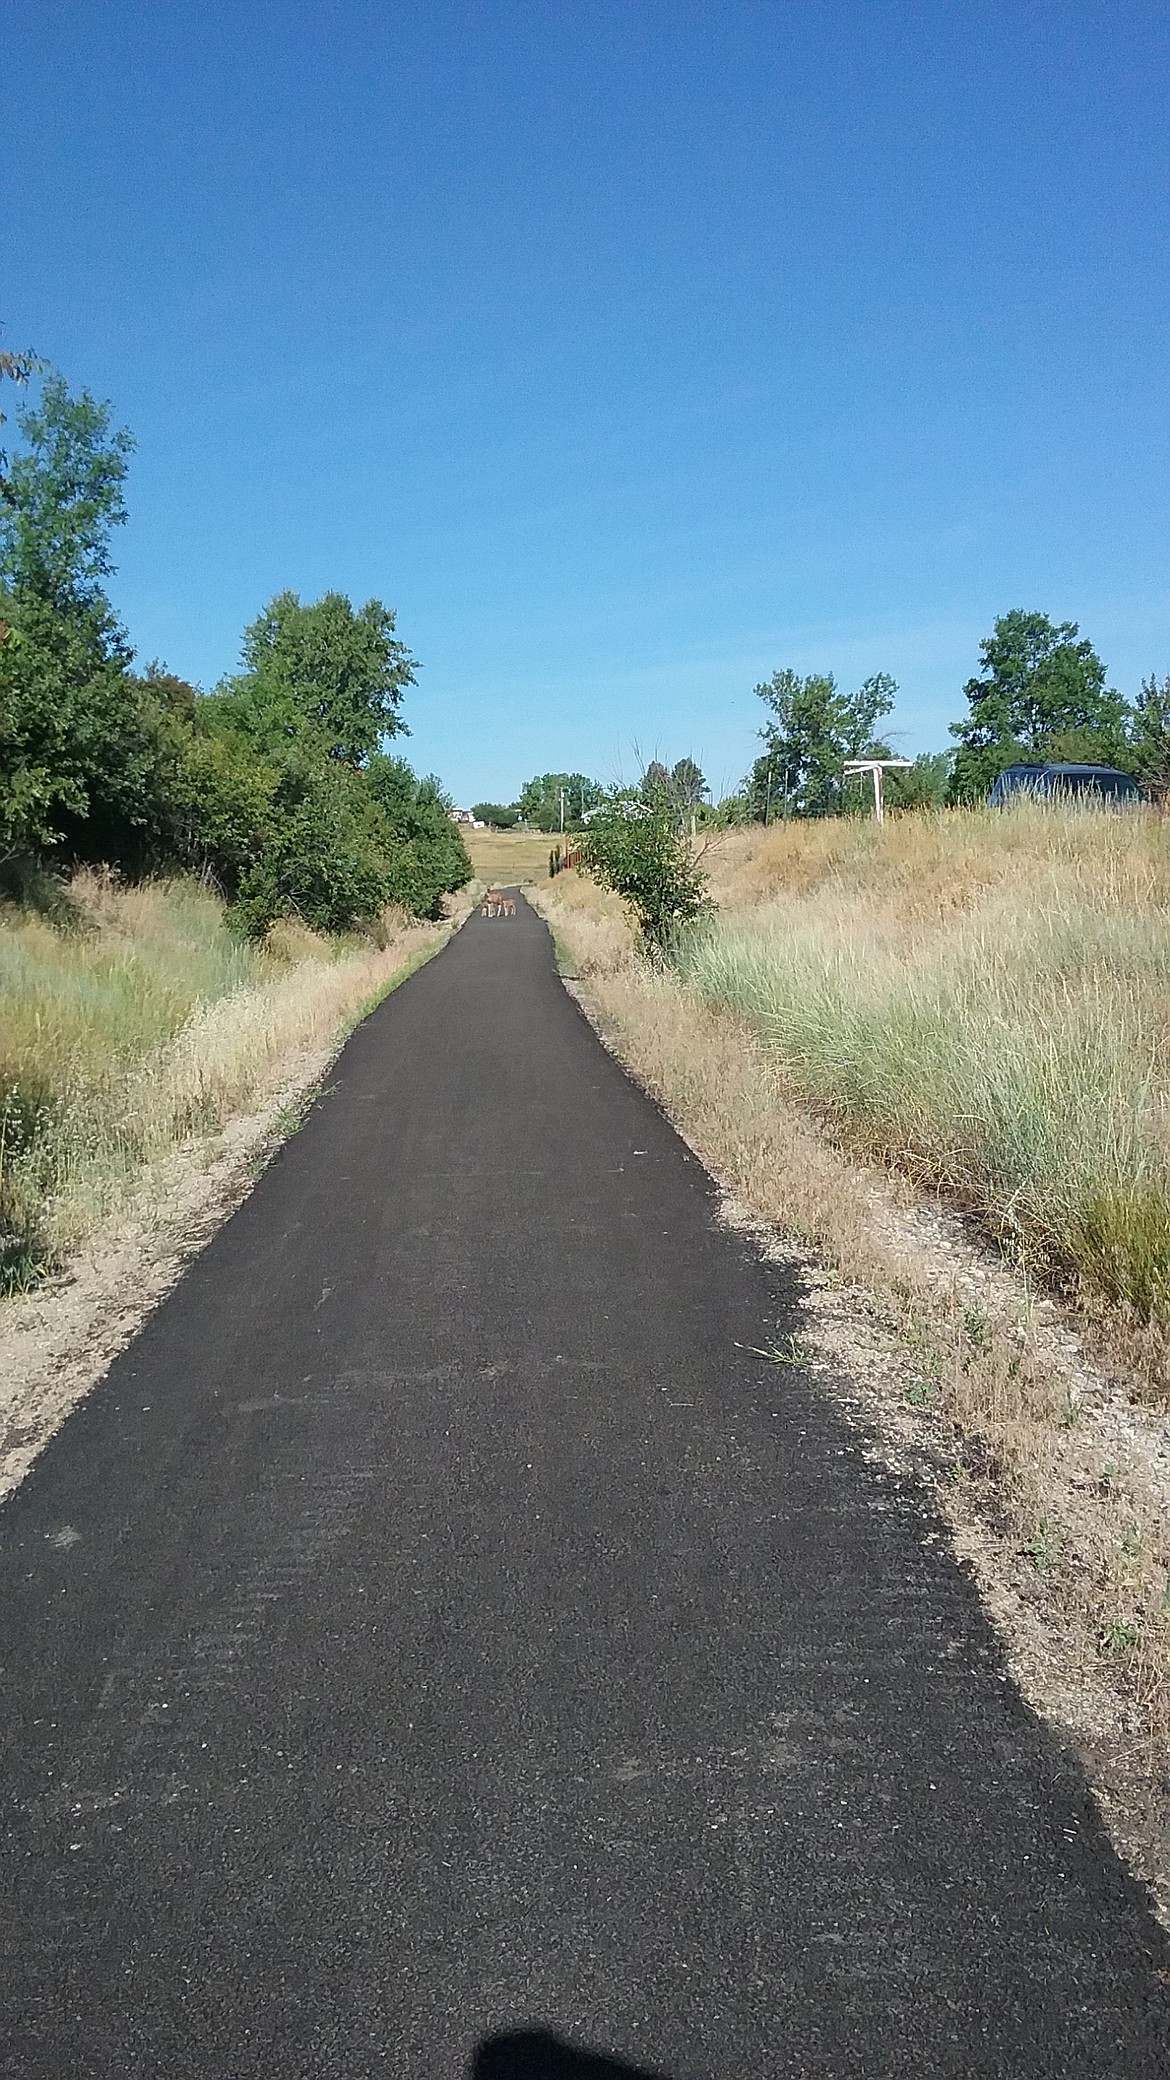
[449,808,486,827]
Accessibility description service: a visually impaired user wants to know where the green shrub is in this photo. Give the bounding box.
[365,759,470,917]
[226,758,391,938]
[581,792,707,952]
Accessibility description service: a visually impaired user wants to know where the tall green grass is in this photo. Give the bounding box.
[676,805,1170,1323]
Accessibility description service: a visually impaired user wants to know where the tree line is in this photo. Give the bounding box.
[481,607,1170,840]
[747,611,1170,820]
[474,761,712,833]
[505,621,1169,833]
[0,363,470,931]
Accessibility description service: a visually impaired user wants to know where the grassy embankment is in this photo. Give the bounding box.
[0,872,446,1292]
[689,806,1170,1350]
[553,803,1170,1362]
[535,804,1170,1787]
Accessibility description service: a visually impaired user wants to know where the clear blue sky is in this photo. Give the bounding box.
[3,1,1168,803]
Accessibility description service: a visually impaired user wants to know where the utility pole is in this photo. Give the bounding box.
[559,786,565,834]
[842,759,912,826]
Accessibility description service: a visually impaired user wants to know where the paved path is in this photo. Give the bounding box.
[1,898,1166,2078]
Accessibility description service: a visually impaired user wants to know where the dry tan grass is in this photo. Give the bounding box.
[55,924,441,1249]
[678,808,1170,1378]
[462,826,559,884]
[533,869,1170,1908]
[701,800,1170,918]
[1,873,446,1278]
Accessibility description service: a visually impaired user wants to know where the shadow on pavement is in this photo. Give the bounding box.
[470,2029,671,2079]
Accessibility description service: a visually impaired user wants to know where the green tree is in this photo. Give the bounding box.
[227,755,396,938]
[471,802,519,828]
[749,669,896,819]
[711,792,752,828]
[0,607,196,875]
[641,757,711,828]
[883,750,953,811]
[668,757,709,817]
[365,756,471,915]
[581,787,707,952]
[212,590,416,767]
[163,728,469,936]
[0,365,470,933]
[190,605,468,932]
[1127,674,1170,796]
[0,342,40,492]
[948,610,1131,802]
[0,373,172,872]
[517,771,605,830]
[164,724,280,891]
[0,374,135,614]
[134,660,199,723]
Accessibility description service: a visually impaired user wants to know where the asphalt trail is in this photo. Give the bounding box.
[1,898,1166,2078]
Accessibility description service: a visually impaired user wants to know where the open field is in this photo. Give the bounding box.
[0,873,446,1292]
[462,825,559,883]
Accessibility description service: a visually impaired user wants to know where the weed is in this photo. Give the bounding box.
[1057,1387,1084,1429]
[905,1379,937,1409]
[738,1334,814,1367]
[1101,1621,1140,1655]
[0,1169,54,1294]
[268,1090,318,1144]
[1026,1519,1062,1572]
[963,1307,991,1353]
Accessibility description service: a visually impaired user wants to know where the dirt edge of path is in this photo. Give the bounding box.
[0,925,459,1505]
[529,886,1170,1929]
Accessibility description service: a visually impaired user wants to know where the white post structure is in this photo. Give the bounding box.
[842,758,912,825]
